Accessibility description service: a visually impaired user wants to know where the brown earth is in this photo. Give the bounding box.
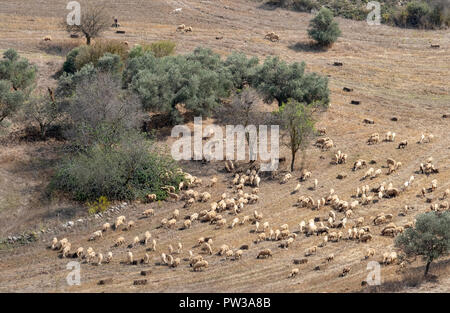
[0,0,449,292]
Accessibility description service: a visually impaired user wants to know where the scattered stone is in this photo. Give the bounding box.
[98,278,113,285]
[141,270,152,276]
[391,117,398,121]
[337,173,347,179]
[351,100,360,105]
[133,279,148,285]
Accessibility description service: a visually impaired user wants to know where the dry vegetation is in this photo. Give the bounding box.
[0,0,449,292]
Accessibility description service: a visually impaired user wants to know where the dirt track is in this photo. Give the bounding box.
[0,0,449,292]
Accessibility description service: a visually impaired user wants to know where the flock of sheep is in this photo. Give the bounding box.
[47,125,448,287]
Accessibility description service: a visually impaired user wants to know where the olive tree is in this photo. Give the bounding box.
[0,49,37,123]
[395,211,450,276]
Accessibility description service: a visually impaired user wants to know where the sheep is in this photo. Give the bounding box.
[146,194,157,202]
[234,249,243,260]
[281,173,292,184]
[326,253,335,262]
[255,233,267,243]
[305,246,317,257]
[216,218,227,228]
[264,31,280,42]
[189,254,204,267]
[127,220,135,230]
[97,253,103,265]
[353,159,367,171]
[442,189,449,199]
[168,244,174,254]
[193,260,208,271]
[114,216,126,230]
[102,223,111,232]
[51,237,58,250]
[431,179,438,191]
[43,35,52,41]
[105,251,113,263]
[385,131,396,142]
[172,209,180,220]
[182,219,192,230]
[201,242,213,255]
[256,249,273,259]
[143,231,152,245]
[341,267,351,277]
[114,236,125,247]
[367,133,380,145]
[75,247,84,258]
[289,268,300,278]
[419,133,434,144]
[200,192,211,202]
[382,252,398,265]
[372,168,382,179]
[160,253,168,265]
[167,218,177,229]
[210,176,217,187]
[300,169,312,181]
[218,244,230,256]
[62,244,72,258]
[398,140,408,149]
[185,26,193,33]
[177,24,185,31]
[230,217,239,229]
[363,168,374,180]
[127,251,134,264]
[89,230,103,241]
[132,236,140,246]
[253,210,263,220]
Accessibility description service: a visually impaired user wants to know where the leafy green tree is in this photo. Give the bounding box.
[131,48,232,123]
[395,211,450,276]
[252,56,329,107]
[0,49,37,123]
[275,99,317,171]
[224,52,259,89]
[308,7,342,47]
[25,90,63,139]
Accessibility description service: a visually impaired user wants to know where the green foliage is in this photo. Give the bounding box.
[406,1,431,26]
[87,196,110,215]
[224,52,259,89]
[308,7,342,47]
[0,49,37,123]
[252,56,329,107]
[24,91,64,138]
[128,41,176,59]
[63,47,81,74]
[69,40,128,72]
[130,47,233,123]
[49,130,184,202]
[275,99,317,171]
[395,211,450,275]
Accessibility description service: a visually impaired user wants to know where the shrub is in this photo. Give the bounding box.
[405,1,431,27]
[63,47,81,74]
[49,130,184,202]
[0,49,37,123]
[307,7,342,47]
[87,196,110,215]
[72,40,128,72]
[252,56,329,107]
[61,71,143,148]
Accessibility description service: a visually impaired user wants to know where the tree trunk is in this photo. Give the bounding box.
[424,261,431,276]
[86,35,91,45]
[290,149,296,172]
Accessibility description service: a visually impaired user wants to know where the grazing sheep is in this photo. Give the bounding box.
[257,249,273,259]
[51,237,58,250]
[167,218,177,229]
[185,26,193,32]
[193,260,208,271]
[114,236,125,247]
[127,251,134,264]
[146,194,157,202]
[326,254,335,262]
[105,252,113,263]
[127,220,135,230]
[142,209,155,218]
[264,31,280,42]
[398,140,408,149]
[382,252,398,265]
[289,268,300,278]
[305,246,317,257]
[231,217,239,229]
[442,189,449,199]
[115,216,126,230]
[177,24,185,31]
[341,267,351,277]
[234,250,243,260]
[102,223,111,232]
[43,35,52,41]
[75,247,84,258]
[133,236,140,246]
[365,248,375,259]
[431,179,438,191]
[89,230,103,241]
[367,133,380,145]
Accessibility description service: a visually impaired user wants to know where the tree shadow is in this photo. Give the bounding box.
[288,42,329,53]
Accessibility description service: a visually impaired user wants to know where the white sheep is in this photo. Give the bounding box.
[127,251,134,264]
[105,251,113,263]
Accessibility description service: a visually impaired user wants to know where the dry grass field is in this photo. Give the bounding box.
[0,0,449,292]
